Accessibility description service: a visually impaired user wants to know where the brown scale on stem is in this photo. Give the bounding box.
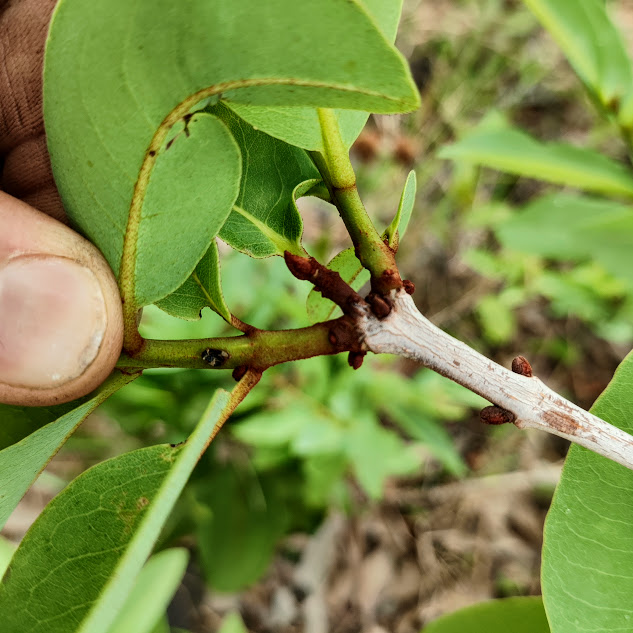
[348,351,366,370]
[512,355,533,377]
[480,405,516,426]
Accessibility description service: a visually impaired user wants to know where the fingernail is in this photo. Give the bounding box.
[0,255,107,389]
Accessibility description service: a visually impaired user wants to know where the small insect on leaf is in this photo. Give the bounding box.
[201,348,230,367]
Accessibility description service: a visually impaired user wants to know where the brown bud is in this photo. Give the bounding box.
[367,293,391,318]
[348,351,366,370]
[403,279,415,295]
[480,405,515,426]
[511,356,533,377]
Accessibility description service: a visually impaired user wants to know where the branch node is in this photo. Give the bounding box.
[511,356,533,377]
[366,292,392,319]
[480,405,516,426]
[328,317,364,352]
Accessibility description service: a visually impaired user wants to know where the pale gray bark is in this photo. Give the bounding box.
[359,289,633,471]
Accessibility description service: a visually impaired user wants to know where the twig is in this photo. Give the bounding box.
[359,289,633,472]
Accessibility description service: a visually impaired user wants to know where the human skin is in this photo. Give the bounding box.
[0,0,123,406]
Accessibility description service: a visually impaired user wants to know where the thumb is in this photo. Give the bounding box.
[0,191,124,406]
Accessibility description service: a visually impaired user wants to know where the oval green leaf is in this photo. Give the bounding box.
[0,389,231,633]
[225,0,411,151]
[542,352,633,632]
[132,113,241,306]
[45,0,420,311]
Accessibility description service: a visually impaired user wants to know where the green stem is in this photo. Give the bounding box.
[317,108,356,189]
[116,320,350,371]
[316,108,401,293]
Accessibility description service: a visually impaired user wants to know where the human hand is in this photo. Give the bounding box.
[0,0,123,406]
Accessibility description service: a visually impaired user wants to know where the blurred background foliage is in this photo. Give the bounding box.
[7,0,633,631]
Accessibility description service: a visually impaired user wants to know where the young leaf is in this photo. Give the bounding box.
[106,548,188,633]
[542,352,633,632]
[225,0,411,151]
[523,0,633,126]
[440,126,633,197]
[422,596,549,633]
[385,169,417,248]
[154,240,231,322]
[306,170,416,323]
[45,0,419,311]
[211,104,319,258]
[496,194,633,287]
[0,389,231,633]
[0,371,137,531]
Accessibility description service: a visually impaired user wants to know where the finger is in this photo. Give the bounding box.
[0,0,64,221]
[0,191,123,406]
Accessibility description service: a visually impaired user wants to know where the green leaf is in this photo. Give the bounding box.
[132,113,242,306]
[0,389,231,633]
[45,0,419,309]
[384,402,466,477]
[306,248,370,323]
[195,464,288,592]
[496,194,633,287]
[0,536,15,578]
[211,104,319,258]
[218,612,248,633]
[155,240,231,322]
[440,126,633,197]
[422,596,549,632]
[345,412,421,499]
[226,0,409,151]
[385,170,417,248]
[0,400,80,451]
[542,352,633,632]
[106,548,188,633]
[475,294,518,345]
[0,371,136,531]
[523,0,633,126]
